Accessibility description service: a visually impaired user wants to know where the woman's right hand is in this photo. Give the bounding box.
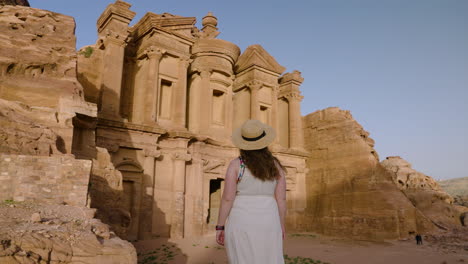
[216,230,225,246]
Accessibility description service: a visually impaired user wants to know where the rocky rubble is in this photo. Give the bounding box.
[424,228,468,254]
[0,201,136,263]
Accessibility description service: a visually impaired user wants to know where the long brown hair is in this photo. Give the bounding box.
[240,148,285,181]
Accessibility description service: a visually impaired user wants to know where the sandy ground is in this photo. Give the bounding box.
[133,233,468,264]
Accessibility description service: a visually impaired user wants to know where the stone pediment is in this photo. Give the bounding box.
[234,44,285,75]
[131,12,196,41]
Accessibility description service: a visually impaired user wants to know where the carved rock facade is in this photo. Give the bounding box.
[77,1,308,240]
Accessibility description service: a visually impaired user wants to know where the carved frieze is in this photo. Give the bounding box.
[202,159,227,175]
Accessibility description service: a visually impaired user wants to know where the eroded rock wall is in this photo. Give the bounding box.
[382,156,463,228]
[0,4,137,262]
[0,5,96,154]
[303,107,435,240]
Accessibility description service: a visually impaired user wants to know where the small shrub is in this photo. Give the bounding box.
[79,47,94,58]
[284,254,331,264]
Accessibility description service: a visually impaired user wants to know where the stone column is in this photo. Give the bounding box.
[98,33,128,120]
[144,47,165,124]
[96,1,135,120]
[170,152,191,238]
[188,73,201,133]
[184,154,204,237]
[271,85,280,145]
[285,92,304,149]
[143,149,161,236]
[279,71,305,150]
[173,57,191,128]
[248,80,262,120]
[199,69,211,133]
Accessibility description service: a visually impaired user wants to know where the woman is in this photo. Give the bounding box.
[216,119,286,264]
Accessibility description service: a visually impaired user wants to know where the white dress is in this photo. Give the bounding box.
[225,166,284,264]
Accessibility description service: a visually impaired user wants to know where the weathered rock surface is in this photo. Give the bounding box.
[382,156,464,228]
[0,99,63,155]
[381,156,445,192]
[0,0,29,6]
[303,107,435,240]
[0,201,136,263]
[0,5,96,154]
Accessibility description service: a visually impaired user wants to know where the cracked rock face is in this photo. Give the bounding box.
[381,156,464,229]
[381,156,443,192]
[0,98,62,155]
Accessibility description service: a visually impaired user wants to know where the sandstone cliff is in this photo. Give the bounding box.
[0,5,95,154]
[303,107,435,240]
[382,156,464,228]
[0,5,136,262]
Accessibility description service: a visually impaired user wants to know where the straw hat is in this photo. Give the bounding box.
[232,119,276,150]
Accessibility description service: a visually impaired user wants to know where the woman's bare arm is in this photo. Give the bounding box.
[216,158,239,227]
[275,164,287,237]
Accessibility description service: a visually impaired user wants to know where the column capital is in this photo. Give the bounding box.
[199,69,211,78]
[179,57,193,68]
[98,29,129,48]
[284,91,304,102]
[246,80,263,91]
[144,149,161,158]
[145,46,166,60]
[172,152,192,162]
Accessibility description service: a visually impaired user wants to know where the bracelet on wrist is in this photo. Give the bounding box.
[215,225,224,231]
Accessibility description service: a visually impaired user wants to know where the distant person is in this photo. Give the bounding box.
[415,234,423,245]
[216,119,286,264]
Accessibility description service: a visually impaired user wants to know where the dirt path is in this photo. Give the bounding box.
[133,233,468,264]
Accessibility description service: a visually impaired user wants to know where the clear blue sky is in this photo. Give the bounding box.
[30,0,468,180]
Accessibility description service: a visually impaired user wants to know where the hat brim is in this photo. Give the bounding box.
[232,123,276,150]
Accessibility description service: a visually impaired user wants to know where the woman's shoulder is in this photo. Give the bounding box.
[229,157,241,166]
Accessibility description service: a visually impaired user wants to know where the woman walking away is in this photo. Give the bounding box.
[216,119,286,264]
